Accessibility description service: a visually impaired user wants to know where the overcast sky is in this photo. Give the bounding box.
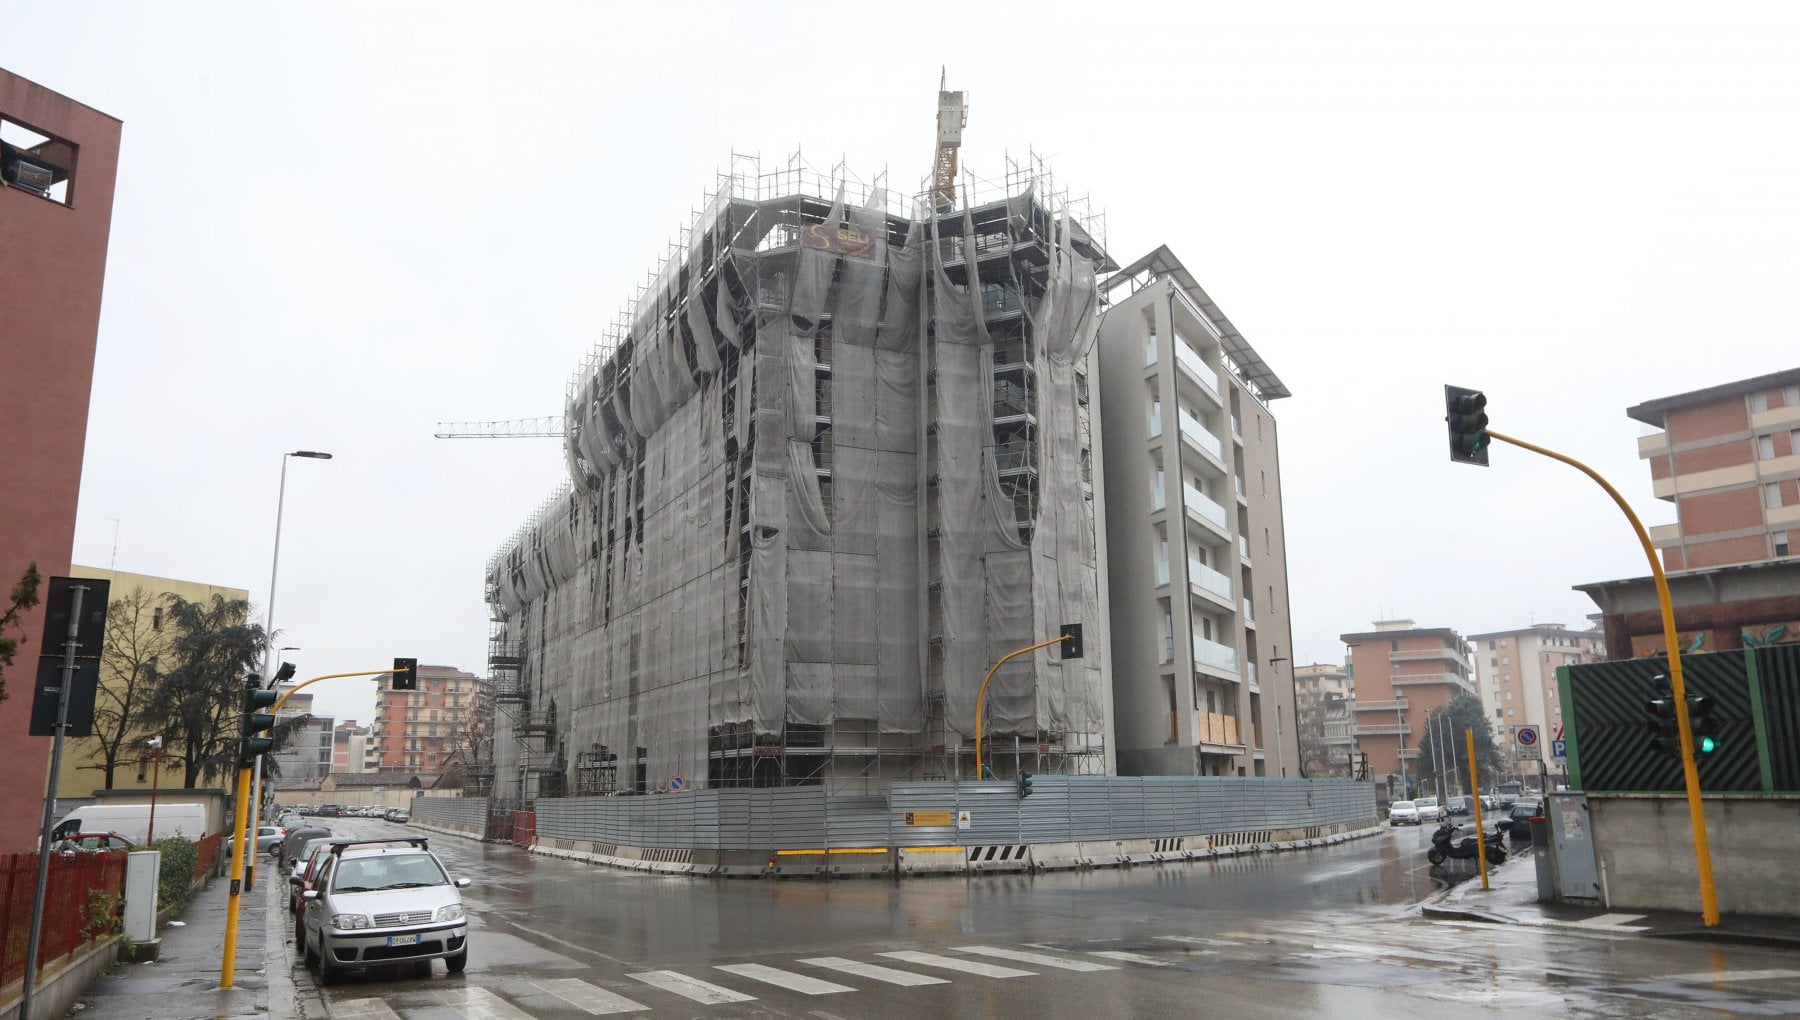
[12,3,1800,726]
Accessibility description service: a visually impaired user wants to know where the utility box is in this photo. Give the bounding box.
[1544,791,1601,903]
[123,850,161,943]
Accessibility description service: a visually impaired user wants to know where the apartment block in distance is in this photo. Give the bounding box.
[1294,662,1355,775]
[333,721,379,774]
[1097,245,1296,778]
[0,69,122,848]
[373,665,484,774]
[1467,623,1603,771]
[1341,620,1475,794]
[1579,369,1800,658]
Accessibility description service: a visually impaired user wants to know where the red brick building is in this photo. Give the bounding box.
[0,70,121,848]
[372,665,485,774]
[1579,370,1800,658]
[1341,620,1475,798]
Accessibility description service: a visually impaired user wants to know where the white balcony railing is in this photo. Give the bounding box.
[1193,634,1239,673]
[1184,484,1229,531]
[1188,559,1232,601]
[1178,409,1225,460]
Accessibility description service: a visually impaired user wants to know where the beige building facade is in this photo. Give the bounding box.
[1468,622,1604,772]
[1097,246,1297,778]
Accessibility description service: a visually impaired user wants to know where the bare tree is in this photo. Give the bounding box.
[0,562,43,703]
[83,586,170,788]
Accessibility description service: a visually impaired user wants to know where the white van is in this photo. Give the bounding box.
[53,803,208,845]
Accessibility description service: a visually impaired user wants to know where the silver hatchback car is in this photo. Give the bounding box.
[301,837,470,984]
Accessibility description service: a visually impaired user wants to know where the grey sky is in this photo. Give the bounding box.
[12,3,1799,726]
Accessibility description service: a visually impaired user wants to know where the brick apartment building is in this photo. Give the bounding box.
[1578,369,1800,658]
[1,70,121,847]
[1341,620,1475,797]
[372,665,485,774]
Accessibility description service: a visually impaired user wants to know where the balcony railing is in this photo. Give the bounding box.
[1238,535,1250,559]
[1193,634,1238,673]
[1188,559,1232,601]
[1353,723,1413,737]
[1145,334,1159,367]
[1178,409,1225,460]
[1183,484,1229,531]
[1156,557,1170,587]
[1351,699,1409,712]
[1242,597,1254,622]
[1148,407,1162,439]
[1175,341,1221,401]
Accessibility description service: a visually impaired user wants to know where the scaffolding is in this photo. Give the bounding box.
[488,148,1114,799]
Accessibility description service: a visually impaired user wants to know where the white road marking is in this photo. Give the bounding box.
[953,946,1118,972]
[438,986,538,1019]
[716,963,855,995]
[877,950,1034,978]
[800,957,950,986]
[333,1000,402,1019]
[1566,913,1648,931]
[535,976,650,1014]
[1665,968,1800,984]
[628,970,758,1005]
[1088,950,1172,967]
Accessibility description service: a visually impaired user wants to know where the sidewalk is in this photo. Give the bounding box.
[1422,845,1800,949]
[72,863,302,1020]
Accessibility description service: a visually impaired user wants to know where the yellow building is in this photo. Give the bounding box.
[53,566,251,800]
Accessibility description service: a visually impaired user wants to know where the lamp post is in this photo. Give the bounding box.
[1268,651,1289,778]
[144,736,164,844]
[246,450,331,893]
[1395,700,1409,799]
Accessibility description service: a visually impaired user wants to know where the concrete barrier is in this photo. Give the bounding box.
[898,846,967,876]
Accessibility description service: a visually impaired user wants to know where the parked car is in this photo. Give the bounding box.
[1445,796,1474,817]
[386,810,410,824]
[277,811,305,829]
[1388,801,1421,826]
[1497,799,1544,844]
[227,824,287,860]
[55,831,134,853]
[288,838,338,915]
[318,805,344,818]
[1413,797,1446,822]
[301,837,470,984]
[281,825,333,870]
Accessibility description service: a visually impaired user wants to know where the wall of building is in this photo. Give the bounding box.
[1589,794,1800,918]
[1343,622,1473,795]
[0,70,122,850]
[373,665,481,773]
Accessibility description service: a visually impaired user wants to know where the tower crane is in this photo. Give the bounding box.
[934,73,968,211]
[433,416,564,439]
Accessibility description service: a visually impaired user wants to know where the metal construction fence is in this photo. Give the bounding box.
[411,795,490,835]
[1562,643,1800,794]
[512,777,1374,851]
[0,850,125,988]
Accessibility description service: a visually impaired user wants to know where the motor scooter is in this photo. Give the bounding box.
[1426,819,1507,866]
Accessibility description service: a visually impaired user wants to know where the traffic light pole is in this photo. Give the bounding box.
[973,636,1065,780]
[220,667,405,986]
[1487,429,1719,926]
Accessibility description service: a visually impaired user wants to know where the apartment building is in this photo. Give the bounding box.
[332,721,379,774]
[1097,245,1296,778]
[487,153,1114,799]
[1467,623,1604,770]
[1579,370,1800,658]
[373,665,484,774]
[268,687,334,781]
[1341,620,1475,794]
[0,70,122,847]
[1294,662,1355,773]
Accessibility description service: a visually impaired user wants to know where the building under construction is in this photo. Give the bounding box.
[486,129,1116,798]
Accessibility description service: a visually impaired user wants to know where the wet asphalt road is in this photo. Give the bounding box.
[279,819,1800,1018]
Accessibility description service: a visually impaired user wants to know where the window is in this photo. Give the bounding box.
[1758,435,1777,460]
[1148,394,1162,438]
[1791,428,1800,454]
[1145,330,1159,367]
[1786,384,1800,406]
[152,608,162,631]
[1,116,78,205]
[1777,531,1791,557]
[1751,391,1770,413]
[1767,482,1784,509]
[1495,709,1503,719]
[1506,708,1515,717]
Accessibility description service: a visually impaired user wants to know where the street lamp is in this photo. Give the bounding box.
[1268,650,1289,778]
[246,450,331,892]
[144,736,164,843]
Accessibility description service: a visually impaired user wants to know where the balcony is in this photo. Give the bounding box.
[1193,635,1238,674]
[1242,597,1254,623]
[1351,699,1409,713]
[1196,710,1241,748]
[1156,557,1170,587]
[1354,723,1413,737]
[1389,649,1461,662]
[1187,558,1232,602]
[1178,409,1225,462]
[1391,672,1470,688]
[1183,484,1230,533]
[1238,535,1250,561]
[1174,339,1223,406]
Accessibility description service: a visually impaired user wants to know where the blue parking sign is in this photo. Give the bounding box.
[1551,738,1567,760]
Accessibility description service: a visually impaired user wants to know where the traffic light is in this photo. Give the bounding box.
[1444,385,1491,466]
[1645,673,1679,757]
[273,661,297,684]
[1017,770,1035,799]
[393,657,418,691]
[1059,623,1084,660]
[241,684,280,767]
[1687,693,1719,755]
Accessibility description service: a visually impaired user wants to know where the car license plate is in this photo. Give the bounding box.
[387,934,419,947]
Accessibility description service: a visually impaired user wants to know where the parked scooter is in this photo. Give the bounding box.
[1426,820,1507,866]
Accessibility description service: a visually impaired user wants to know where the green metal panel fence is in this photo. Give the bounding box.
[1562,644,1799,794]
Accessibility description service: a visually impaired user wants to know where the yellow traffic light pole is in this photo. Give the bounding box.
[1488,430,1719,926]
[222,668,403,986]
[973,637,1065,779]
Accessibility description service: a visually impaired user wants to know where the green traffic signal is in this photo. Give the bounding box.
[1687,693,1718,755]
[1444,385,1491,467]
[1697,735,1718,754]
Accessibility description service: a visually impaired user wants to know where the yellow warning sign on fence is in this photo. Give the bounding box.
[902,810,953,827]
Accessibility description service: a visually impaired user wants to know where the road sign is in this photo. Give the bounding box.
[1551,739,1567,760]
[669,774,685,792]
[1513,724,1541,760]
